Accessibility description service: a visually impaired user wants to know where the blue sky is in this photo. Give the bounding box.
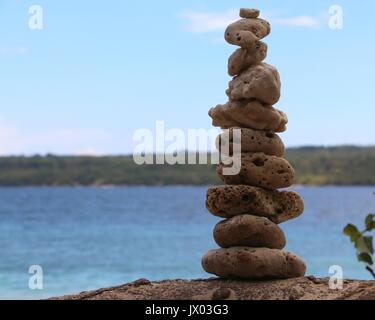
[0,0,374,155]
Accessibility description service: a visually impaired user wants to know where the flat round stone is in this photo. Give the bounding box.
[209,100,288,133]
[216,127,285,157]
[202,247,306,280]
[206,185,304,224]
[214,215,286,249]
[217,152,295,190]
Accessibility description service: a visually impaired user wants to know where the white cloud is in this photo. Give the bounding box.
[0,47,29,55]
[181,10,324,33]
[272,15,321,28]
[181,9,238,33]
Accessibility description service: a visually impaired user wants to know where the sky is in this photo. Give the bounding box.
[0,0,374,155]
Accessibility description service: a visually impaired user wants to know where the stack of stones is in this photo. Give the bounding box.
[202,8,306,280]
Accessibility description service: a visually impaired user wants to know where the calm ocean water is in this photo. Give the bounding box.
[0,186,374,299]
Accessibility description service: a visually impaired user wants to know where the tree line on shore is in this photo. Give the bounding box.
[0,146,374,186]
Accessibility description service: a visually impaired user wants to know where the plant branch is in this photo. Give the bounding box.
[366,265,375,279]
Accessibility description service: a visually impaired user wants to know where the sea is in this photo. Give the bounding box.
[0,186,374,299]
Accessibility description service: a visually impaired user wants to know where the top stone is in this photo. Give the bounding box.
[239,8,260,19]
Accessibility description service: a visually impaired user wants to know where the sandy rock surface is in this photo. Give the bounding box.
[51,277,375,300]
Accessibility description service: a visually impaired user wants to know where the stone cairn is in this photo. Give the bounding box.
[202,8,306,280]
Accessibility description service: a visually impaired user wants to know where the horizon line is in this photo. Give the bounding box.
[1,144,375,158]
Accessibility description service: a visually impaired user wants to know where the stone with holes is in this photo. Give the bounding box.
[228,43,267,76]
[216,127,285,157]
[217,153,294,190]
[214,215,286,249]
[225,16,270,49]
[239,8,260,19]
[202,247,306,279]
[209,100,287,132]
[226,63,281,105]
[206,185,303,223]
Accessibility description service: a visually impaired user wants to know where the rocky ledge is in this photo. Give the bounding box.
[52,277,375,300]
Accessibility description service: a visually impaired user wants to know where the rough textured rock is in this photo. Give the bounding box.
[226,63,281,105]
[239,8,260,19]
[228,44,267,76]
[206,185,304,224]
[202,247,306,279]
[51,277,375,300]
[214,215,286,249]
[225,17,271,49]
[203,7,305,282]
[217,153,295,190]
[209,100,288,132]
[216,127,285,157]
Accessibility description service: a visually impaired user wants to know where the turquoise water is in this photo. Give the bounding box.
[0,186,374,299]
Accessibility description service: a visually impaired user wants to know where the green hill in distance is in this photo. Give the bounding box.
[0,146,374,186]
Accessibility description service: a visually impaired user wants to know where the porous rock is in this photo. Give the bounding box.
[225,17,271,49]
[213,215,286,249]
[216,127,285,157]
[226,63,281,105]
[239,8,260,19]
[202,247,306,280]
[208,100,288,132]
[217,152,295,189]
[206,185,304,224]
[228,43,267,76]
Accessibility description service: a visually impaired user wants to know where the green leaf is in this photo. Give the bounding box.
[363,236,374,254]
[357,253,373,265]
[344,224,362,243]
[365,214,375,231]
[355,236,374,254]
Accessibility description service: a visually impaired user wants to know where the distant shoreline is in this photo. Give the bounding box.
[0,146,374,186]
